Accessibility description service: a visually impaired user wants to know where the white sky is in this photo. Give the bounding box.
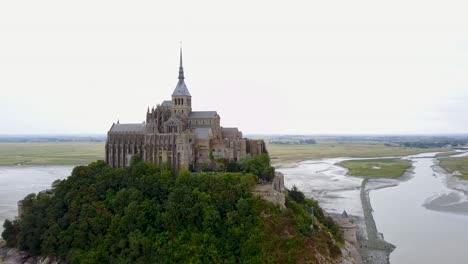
[0,0,467,135]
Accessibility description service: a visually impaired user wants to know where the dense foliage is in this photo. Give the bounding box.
[2,158,343,263]
[207,154,275,182]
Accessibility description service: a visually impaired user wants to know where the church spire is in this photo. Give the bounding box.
[172,44,191,97]
[178,45,184,80]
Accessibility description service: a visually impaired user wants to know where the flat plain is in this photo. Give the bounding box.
[438,157,468,180]
[0,140,450,166]
[337,158,411,178]
[0,142,105,165]
[267,140,447,165]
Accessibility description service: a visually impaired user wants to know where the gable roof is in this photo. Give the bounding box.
[109,123,146,133]
[161,100,173,107]
[194,127,212,139]
[189,111,218,119]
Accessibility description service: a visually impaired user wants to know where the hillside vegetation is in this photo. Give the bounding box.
[2,157,343,264]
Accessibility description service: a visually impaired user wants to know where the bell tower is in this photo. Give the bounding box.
[171,47,192,117]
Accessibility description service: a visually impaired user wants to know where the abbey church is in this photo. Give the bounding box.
[105,49,267,172]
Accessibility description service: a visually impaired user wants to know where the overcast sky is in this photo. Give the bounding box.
[1,0,467,135]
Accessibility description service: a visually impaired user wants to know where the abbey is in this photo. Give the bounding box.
[105,49,267,172]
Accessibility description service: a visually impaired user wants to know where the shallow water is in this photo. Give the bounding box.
[279,152,468,264]
[371,157,468,264]
[279,158,364,216]
[0,165,73,233]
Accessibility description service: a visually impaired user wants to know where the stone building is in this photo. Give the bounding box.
[105,49,267,172]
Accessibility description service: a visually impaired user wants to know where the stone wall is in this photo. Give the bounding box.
[253,172,286,210]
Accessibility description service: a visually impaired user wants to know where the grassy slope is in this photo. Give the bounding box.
[337,158,411,178]
[0,142,105,165]
[439,157,468,180]
[268,141,447,165]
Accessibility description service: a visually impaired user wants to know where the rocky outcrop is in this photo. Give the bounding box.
[253,172,286,209]
[0,241,60,264]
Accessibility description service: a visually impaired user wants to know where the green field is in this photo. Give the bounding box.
[337,158,411,178]
[0,142,105,165]
[267,141,447,165]
[0,140,450,166]
[438,157,468,180]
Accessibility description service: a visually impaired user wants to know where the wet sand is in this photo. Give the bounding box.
[278,150,468,264]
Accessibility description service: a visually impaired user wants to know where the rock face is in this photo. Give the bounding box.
[253,172,286,209]
[0,241,59,264]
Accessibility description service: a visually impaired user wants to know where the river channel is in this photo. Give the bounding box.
[279,152,468,264]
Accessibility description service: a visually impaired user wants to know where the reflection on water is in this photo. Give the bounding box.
[0,166,73,233]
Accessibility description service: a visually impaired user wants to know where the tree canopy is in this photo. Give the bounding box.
[2,159,342,263]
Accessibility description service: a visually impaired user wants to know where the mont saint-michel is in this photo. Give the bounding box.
[105,49,266,172]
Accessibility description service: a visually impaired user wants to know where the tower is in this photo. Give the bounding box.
[171,47,192,117]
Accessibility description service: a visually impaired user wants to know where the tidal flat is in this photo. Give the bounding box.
[279,150,468,264]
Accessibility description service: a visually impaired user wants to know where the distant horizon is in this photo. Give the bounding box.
[1,133,468,137]
[1,1,468,134]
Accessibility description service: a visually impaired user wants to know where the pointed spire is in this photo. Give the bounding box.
[178,43,184,80]
[117,119,119,124]
[147,106,150,113]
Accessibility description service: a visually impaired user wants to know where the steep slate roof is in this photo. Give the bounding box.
[222,127,239,132]
[161,100,173,107]
[172,80,191,97]
[109,123,146,133]
[189,111,218,119]
[194,127,211,139]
